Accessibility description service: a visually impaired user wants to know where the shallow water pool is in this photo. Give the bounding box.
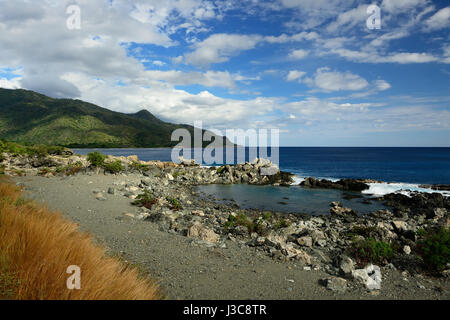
[196,184,389,215]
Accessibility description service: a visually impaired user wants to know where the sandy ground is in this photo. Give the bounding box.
[14,174,449,300]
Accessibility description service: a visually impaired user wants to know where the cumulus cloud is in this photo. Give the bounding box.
[303,68,369,92]
[288,49,309,60]
[0,77,21,89]
[286,70,306,82]
[184,34,262,66]
[424,6,450,31]
[326,4,368,33]
[62,73,276,127]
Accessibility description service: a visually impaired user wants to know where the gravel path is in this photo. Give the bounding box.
[15,174,449,300]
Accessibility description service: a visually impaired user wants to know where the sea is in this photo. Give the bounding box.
[74,147,450,214]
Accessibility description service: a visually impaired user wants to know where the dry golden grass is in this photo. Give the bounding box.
[0,179,162,300]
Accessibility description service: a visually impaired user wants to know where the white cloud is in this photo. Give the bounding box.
[374,80,392,91]
[330,48,441,64]
[424,7,450,31]
[303,68,369,92]
[264,32,319,43]
[326,4,368,33]
[62,73,276,127]
[152,60,166,66]
[286,70,306,82]
[184,34,262,66]
[288,49,309,60]
[381,0,429,14]
[0,77,21,89]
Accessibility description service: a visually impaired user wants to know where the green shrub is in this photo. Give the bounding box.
[104,160,123,174]
[273,218,291,230]
[0,165,5,175]
[166,196,182,211]
[132,190,157,209]
[224,212,266,235]
[350,238,394,267]
[55,162,83,176]
[87,152,107,167]
[348,225,381,239]
[261,211,273,221]
[417,227,449,272]
[216,166,225,174]
[130,161,149,171]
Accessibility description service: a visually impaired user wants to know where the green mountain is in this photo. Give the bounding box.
[0,88,229,148]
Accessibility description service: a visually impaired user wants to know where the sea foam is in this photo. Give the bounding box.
[362,182,450,197]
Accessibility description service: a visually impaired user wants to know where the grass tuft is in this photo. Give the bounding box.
[0,179,162,300]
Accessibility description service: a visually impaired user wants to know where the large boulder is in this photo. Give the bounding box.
[187,222,220,243]
[301,177,369,192]
[352,264,382,290]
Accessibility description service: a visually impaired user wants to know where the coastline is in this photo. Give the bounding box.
[1,149,449,298]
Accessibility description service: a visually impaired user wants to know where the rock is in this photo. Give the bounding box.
[432,208,446,220]
[301,177,369,191]
[392,220,408,232]
[403,245,411,255]
[297,236,313,247]
[260,165,279,176]
[294,249,311,265]
[166,173,174,181]
[323,277,347,293]
[352,264,382,290]
[141,178,152,186]
[330,202,357,216]
[265,232,287,248]
[339,256,355,277]
[187,222,220,243]
[94,193,106,201]
[178,156,197,166]
[192,210,205,217]
[107,187,115,195]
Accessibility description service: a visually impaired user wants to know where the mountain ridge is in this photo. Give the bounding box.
[0,88,230,148]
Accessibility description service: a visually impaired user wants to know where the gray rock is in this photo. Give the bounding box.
[297,236,313,247]
[323,277,347,293]
[339,255,355,276]
[107,187,115,195]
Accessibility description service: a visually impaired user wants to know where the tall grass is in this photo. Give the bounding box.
[0,179,162,300]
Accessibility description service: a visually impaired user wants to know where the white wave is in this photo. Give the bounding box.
[362,182,450,197]
[292,176,305,185]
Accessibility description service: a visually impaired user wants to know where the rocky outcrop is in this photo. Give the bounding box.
[383,192,450,217]
[330,202,358,216]
[419,184,450,191]
[300,177,369,192]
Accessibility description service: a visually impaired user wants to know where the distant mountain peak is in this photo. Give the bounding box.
[131,109,158,121]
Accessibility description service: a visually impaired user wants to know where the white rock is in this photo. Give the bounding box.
[403,245,411,255]
[352,264,382,290]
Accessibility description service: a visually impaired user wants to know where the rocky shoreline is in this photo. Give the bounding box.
[1,150,449,295]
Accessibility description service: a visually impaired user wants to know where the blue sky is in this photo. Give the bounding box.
[0,0,449,146]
